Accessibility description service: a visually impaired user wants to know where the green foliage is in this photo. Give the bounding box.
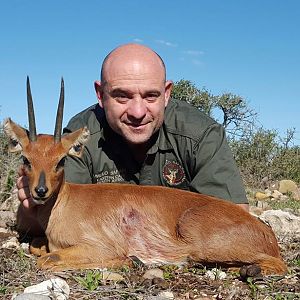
[17,248,31,271]
[161,265,178,280]
[214,93,257,138]
[230,128,300,187]
[0,122,19,203]
[172,79,299,187]
[246,277,258,298]
[0,285,7,295]
[291,258,300,268]
[172,80,257,140]
[230,128,278,185]
[171,79,214,115]
[185,265,207,275]
[267,198,300,211]
[274,295,297,300]
[75,270,103,291]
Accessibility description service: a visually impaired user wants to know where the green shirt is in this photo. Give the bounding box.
[63,99,248,204]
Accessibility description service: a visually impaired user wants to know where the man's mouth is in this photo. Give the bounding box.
[126,121,149,129]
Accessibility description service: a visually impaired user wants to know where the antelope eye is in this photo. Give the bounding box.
[56,157,66,171]
[73,145,82,152]
[10,139,19,147]
[21,156,31,169]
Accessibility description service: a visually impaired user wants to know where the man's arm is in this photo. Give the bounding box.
[63,112,95,184]
[64,151,93,184]
[188,123,249,207]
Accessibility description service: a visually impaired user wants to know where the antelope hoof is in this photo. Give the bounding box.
[30,237,49,257]
[240,264,262,280]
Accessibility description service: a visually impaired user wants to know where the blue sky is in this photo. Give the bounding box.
[1,0,299,144]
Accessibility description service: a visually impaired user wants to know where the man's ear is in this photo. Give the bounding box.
[3,118,29,152]
[164,80,173,107]
[94,80,104,108]
[62,127,90,157]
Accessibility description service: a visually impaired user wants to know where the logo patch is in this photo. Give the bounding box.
[162,160,186,186]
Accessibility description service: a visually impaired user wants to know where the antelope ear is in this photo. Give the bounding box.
[3,118,29,152]
[62,127,90,157]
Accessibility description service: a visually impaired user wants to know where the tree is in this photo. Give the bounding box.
[171,79,214,115]
[214,93,257,139]
[171,80,257,140]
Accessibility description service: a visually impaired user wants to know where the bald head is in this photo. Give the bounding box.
[94,43,173,148]
[101,44,166,83]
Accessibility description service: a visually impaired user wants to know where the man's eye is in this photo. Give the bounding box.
[115,94,129,100]
[145,94,159,101]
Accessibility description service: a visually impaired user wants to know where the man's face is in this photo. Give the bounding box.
[96,61,172,146]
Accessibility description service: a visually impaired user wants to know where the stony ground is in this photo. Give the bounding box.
[0,225,299,299]
[0,192,300,299]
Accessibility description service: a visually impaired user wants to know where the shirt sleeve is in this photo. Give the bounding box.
[63,120,93,184]
[64,149,93,184]
[189,123,248,204]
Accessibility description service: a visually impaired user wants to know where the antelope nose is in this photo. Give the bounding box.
[35,186,48,197]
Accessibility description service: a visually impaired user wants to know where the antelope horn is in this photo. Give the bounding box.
[54,78,64,143]
[27,76,37,142]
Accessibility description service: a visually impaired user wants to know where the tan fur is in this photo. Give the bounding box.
[5,118,287,274]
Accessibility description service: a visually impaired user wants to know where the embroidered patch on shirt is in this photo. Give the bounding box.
[94,168,126,183]
[162,160,186,186]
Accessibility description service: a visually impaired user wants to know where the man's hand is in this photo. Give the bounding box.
[16,166,45,236]
[17,166,35,210]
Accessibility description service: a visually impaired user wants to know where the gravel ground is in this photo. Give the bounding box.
[0,228,299,300]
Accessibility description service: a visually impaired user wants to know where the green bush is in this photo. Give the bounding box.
[0,122,19,203]
[171,80,299,188]
[229,128,300,187]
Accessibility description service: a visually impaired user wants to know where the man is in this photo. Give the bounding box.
[17,43,249,212]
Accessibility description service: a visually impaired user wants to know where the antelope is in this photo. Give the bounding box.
[4,78,287,274]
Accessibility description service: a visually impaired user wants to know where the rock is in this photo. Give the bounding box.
[255,200,271,210]
[22,278,70,300]
[280,195,290,201]
[101,270,125,281]
[157,291,174,299]
[14,294,50,300]
[250,206,264,216]
[0,210,15,228]
[255,192,270,200]
[20,242,31,254]
[146,291,175,300]
[271,190,283,200]
[143,268,164,280]
[264,189,272,197]
[1,236,19,249]
[292,189,300,201]
[142,278,153,288]
[261,176,271,189]
[153,277,168,289]
[259,210,300,238]
[0,189,19,212]
[278,180,298,195]
[205,268,227,280]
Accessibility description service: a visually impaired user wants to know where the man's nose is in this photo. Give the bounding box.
[127,98,147,120]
